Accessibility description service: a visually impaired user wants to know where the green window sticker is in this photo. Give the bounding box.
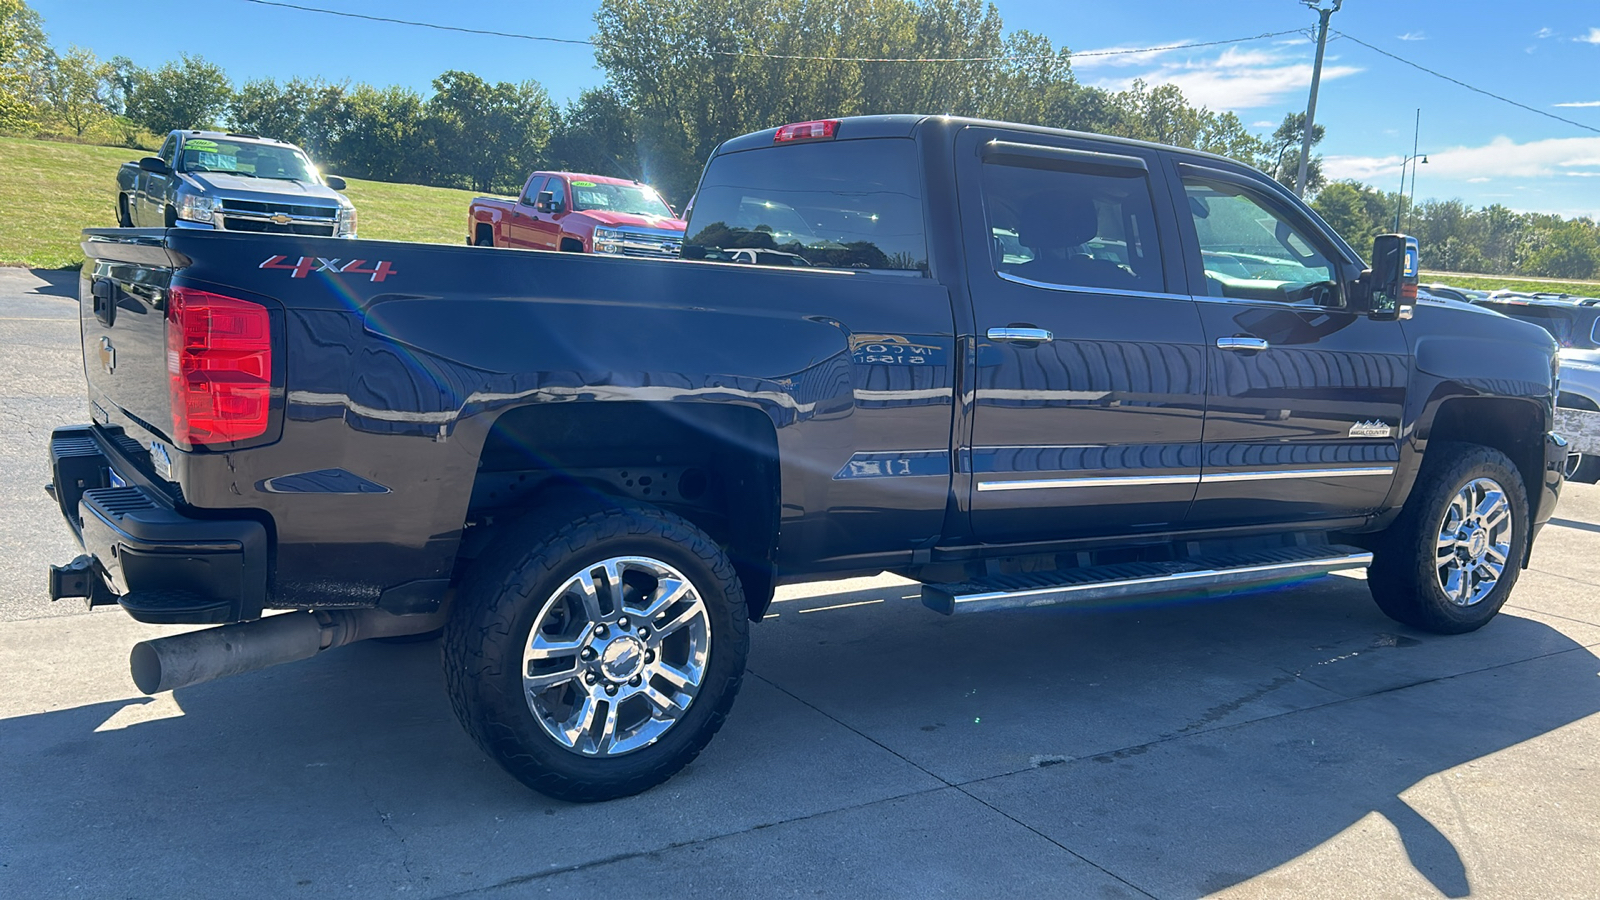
[571,180,597,187]
[184,139,218,152]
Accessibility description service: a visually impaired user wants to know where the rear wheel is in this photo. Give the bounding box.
[474,226,494,247]
[164,205,177,228]
[117,195,133,227]
[1368,442,1528,634]
[442,499,748,802]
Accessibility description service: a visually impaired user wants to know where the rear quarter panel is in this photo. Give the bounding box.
[155,231,956,608]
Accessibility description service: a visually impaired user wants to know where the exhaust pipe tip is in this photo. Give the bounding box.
[130,640,164,695]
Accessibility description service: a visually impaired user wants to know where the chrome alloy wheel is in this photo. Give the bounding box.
[1435,477,1514,607]
[521,556,712,757]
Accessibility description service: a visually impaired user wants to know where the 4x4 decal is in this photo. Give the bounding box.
[259,255,397,282]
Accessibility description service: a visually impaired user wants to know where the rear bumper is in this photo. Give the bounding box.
[49,425,268,624]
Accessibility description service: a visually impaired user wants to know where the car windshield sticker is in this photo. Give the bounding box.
[184,139,218,152]
[571,180,597,187]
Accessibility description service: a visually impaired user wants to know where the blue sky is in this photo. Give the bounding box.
[30,0,1600,218]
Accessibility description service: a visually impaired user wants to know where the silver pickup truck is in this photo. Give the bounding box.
[115,130,356,238]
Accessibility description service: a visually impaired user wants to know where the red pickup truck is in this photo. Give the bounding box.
[468,171,686,258]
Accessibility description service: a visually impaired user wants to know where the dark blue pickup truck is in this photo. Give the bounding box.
[50,115,1566,802]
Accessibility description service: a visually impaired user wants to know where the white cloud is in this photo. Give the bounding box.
[1398,31,1426,41]
[1468,177,1491,183]
[1325,135,1600,183]
[1252,120,1275,128]
[1578,28,1600,44]
[1536,27,1556,39]
[1554,100,1600,108]
[1088,46,1360,110]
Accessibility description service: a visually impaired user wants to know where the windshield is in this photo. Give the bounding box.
[569,181,675,217]
[179,138,319,181]
[684,138,928,273]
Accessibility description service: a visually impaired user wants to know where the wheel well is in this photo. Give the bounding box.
[1559,390,1598,411]
[464,402,780,616]
[474,222,494,244]
[1426,397,1545,502]
[560,236,585,253]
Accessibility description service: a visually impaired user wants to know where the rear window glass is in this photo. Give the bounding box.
[684,138,928,274]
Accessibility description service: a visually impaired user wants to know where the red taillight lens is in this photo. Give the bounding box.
[167,287,273,448]
[774,120,839,143]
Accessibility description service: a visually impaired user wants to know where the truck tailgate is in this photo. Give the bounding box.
[79,231,182,450]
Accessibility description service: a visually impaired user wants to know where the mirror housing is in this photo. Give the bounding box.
[138,156,170,175]
[324,175,347,191]
[1364,234,1419,321]
[536,190,563,214]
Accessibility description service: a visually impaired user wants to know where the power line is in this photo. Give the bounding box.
[234,1,1301,65]
[237,0,594,46]
[1334,30,1600,136]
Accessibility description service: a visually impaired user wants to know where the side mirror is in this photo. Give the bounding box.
[536,190,563,214]
[138,156,170,175]
[1365,234,1419,321]
[324,175,347,191]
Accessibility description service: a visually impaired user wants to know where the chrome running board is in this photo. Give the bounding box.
[920,545,1372,616]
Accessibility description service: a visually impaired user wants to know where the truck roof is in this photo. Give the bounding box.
[534,172,649,187]
[174,130,299,148]
[713,114,1243,169]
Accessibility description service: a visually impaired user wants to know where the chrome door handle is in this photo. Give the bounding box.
[987,327,1054,343]
[1216,336,1269,352]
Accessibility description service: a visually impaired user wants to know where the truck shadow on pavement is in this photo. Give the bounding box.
[23,268,78,298]
[2,577,1597,898]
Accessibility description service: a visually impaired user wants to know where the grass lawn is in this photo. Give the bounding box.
[0,136,495,269]
[1423,271,1600,297]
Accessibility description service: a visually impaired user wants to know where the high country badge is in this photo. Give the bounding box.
[1349,420,1393,439]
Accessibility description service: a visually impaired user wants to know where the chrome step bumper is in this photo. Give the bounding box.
[920,545,1372,615]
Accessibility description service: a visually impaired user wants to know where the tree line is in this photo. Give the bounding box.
[3,0,1598,279]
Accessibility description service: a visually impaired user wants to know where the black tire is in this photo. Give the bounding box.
[164,205,177,228]
[1368,442,1529,634]
[559,237,585,253]
[117,195,133,228]
[442,498,749,802]
[474,228,494,247]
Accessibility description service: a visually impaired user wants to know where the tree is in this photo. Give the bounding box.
[549,86,640,180]
[424,71,555,193]
[0,0,46,130]
[1266,112,1325,194]
[128,54,232,134]
[44,45,110,137]
[228,76,348,161]
[333,83,426,182]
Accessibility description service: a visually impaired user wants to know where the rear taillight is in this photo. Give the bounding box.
[167,287,273,448]
[774,120,839,143]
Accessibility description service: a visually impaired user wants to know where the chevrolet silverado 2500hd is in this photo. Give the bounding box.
[51,115,1566,802]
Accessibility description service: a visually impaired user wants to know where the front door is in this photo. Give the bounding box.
[957,127,1208,543]
[526,175,567,251]
[506,176,546,249]
[1175,163,1409,527]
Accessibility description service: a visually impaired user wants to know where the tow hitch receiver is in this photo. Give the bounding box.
[49,555,117,608]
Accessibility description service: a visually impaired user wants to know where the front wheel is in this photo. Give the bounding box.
[1368,442,1529,634]
[443,499,748,802]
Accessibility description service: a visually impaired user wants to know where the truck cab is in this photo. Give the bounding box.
[468,171,685,257]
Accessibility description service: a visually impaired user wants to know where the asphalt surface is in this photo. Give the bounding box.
[2,266,1598,898]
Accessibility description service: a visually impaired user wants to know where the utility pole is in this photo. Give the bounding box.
[1296,0,1343,198]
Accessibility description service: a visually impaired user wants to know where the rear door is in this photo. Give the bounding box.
[1175,163,1409,527]
[956,127,1208,543]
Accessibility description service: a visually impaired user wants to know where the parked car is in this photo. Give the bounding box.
[1420,283,1487,304]
[1469,292,1600,481]
[468,172,685,257]
[116,131,356,238]
[53,115,1565,804]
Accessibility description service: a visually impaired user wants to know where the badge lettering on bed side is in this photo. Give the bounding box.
[1349,420,1392,439]
[259,255,397,282]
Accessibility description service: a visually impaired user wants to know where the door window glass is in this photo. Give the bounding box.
[157,136,177,166]
[684,138,928,273]
[520,176,546,207]
[544,177,567,207]
[1184,180,1336,301]
[980,160,1163,293]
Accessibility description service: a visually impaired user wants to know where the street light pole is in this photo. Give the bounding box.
[1393,109,1423,232]
[1295,0,1342,197]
